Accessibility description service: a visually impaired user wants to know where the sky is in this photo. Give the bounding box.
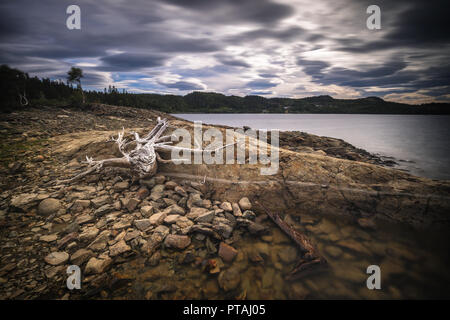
[0,0,449,104]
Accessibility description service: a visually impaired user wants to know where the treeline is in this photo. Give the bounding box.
[1,64,449,114]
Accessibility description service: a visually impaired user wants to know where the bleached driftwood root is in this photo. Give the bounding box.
[60,117,233,184]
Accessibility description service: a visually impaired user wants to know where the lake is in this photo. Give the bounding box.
[173,114,450,181]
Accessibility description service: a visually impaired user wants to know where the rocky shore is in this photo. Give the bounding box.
[1,104,449,299]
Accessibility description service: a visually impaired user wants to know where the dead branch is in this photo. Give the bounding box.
[256,201,327,279]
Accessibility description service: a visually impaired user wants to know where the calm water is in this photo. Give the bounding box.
[174,114,450,181]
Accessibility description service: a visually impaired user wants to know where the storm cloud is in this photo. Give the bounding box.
[0,0,449,103]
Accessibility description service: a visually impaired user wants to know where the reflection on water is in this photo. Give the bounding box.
[107,211,450,300]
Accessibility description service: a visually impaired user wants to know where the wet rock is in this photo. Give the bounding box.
[218,242,238,263]
[220,202,233,212]
[38,198,61,216]
[85,257,112,274]
[337,239,368,254]
[148,251,161,266]
[248,221,268,235]
[44,252,69,265]
[277,246,297,264]
[357,217,376,230]
[213,223,233,239]
[218,267,241,292]
[238,197,252,211]
[149,225,170,245]
[70,249,94,265]
[164,234,191,250]
[109,240,131,257]
[325,246,343,258]
[242,210,256,220]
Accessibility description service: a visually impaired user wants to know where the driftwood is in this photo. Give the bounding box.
[61,117,234,184]
[256,201,327,279]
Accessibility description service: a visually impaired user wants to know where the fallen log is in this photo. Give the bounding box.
[256,201,327,279]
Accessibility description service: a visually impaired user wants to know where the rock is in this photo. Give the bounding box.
[164,214,180,224]
[124,230,140,242]
[164,234,191,250]
[220,202,233,212]
[176,216,194,230]
[113,181,129,192]
[195,210,215,223]
[79,226,99,242]
[125,198,140,212]
[140,205,153,217]
[91,195,110,208]
[174,186,187,197]
[85,257,112,274]
[151,225,170,243]
[186,207,209,219]
[248,221,268,234]
[232,203,242,217]
[40,234,58,242]
[10,193,38,211]
[148,251,161,266]
[165,204,185,215]
[38,198,61,216]
[218,242,238,263]
[242,210,256,220]
[94,204,113,216]
[357,218,376,230]
[44,252,69,265]
[325,246,343,258]
[277,246,298,264]
[134,219,152,231]
[149,211,167,225]
[88,231,110,251]
[238,197,252,211]
[150,184,165,201]
[136,187,149,200]
[109,240,131,257]
[75,214,94,225]
[165,181,178,190]
[71,199,91,212]
[112,219,131,230]
[70,249,93,265]
[218,267,241,291]
[155,175,166,184]
[213,223,233,239]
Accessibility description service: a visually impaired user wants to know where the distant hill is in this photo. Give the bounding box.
[1,64,449,114]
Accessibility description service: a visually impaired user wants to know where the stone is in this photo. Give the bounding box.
[140,205,153,217]
[186,207,209,220]
[125,198,140,212]
[174,186,187,197]
[124,230,140,242]
[242,210,256,220]
[149,211,167,225]
[91,195,110,208]
[248,221,268,234]
[113,181,129,192]
[218,242,238,263]
[357,218,376,230]
[164,234,191,250]
[238,197,252,211]
[88,231,111,251]
[150,184,165,201]
[75,214,94,225]
[44,252,69,265]
[70,249,93,265]
[232,203,242,217]
[109,240,131,257]
[136,187,150,200]
[10,193,38,211]
[220,202,233,212]
[176,216,194,229]
[85,257,112,274]
[164,214,180,224]
[94,204,113,216]
[71,199,91,212]
[38,198,61,216]
[40,234,58,242]
[325,246,343,258]
[79,226,99,242]
[164,204,185,215]
[165,181,178,190]
[213,223,233,239]
[134,219,152,231]
[218,267,241,291]
[195,210,215,223]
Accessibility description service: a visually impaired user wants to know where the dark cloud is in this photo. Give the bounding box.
[99,53,166,71]
[246,79,278,89]
[160,80,204,91]
[215,54,250,68]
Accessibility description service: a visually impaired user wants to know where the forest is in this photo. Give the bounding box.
[1,64,449,114]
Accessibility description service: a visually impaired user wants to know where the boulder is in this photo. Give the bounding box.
[218,242,238,263]
[238,197,252,211]
[38,198,61,216]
